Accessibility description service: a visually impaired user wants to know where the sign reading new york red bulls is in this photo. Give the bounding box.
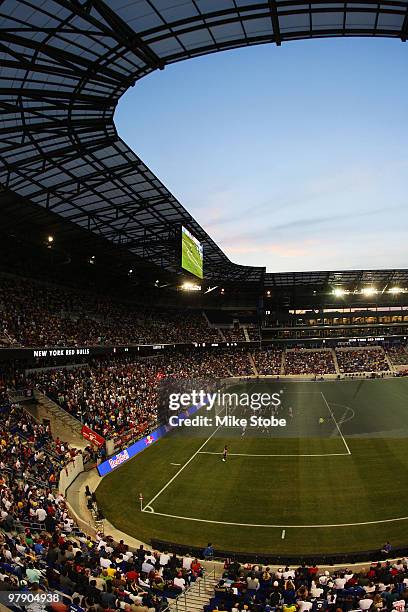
[81,425,105,447]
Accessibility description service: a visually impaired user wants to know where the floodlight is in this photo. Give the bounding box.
[361,287,377,296]
[388,287,403,294]
[181,282,201,291]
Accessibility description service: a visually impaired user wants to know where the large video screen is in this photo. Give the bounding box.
[181,226,203,279]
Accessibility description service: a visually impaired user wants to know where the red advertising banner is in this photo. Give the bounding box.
[81,425,105,447]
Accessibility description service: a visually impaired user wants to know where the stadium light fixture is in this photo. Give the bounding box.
[89,255,95,265]
[221,288,225,295]
[332,288,346,297]
[181,281,201,291]
[388,287,404,294]
[47,235,54,243]
[361,287,377,296]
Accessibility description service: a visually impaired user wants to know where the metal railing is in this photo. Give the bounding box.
[171,567,219,612]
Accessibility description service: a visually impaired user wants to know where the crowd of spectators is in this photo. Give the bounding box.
[0,524,203,611]
[0,387,205,611]
[0,397,85,508]
[3,361,408,611]
[253,350,282,375]
[0,275,220,348]
[0,387,89,536]
[336,348,390,374]
[284,350,336,375]
[386,345,408,366]
[247,327,261,342]
[207,559,408,612]
[222,329,246,342]
[225,352,254,377]
[26,344,403,444]
[28,351,255,440]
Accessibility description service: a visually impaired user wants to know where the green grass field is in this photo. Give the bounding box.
[97,378,408,555]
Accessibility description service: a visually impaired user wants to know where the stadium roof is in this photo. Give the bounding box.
[1,0,407,283]
[264,268,408,288]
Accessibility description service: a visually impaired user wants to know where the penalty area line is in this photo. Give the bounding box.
[141,410,225,512]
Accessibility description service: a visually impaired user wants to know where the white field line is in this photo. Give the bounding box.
[337,406,355,426]
[329,405,350,439]
[141,509,408,529]
[198,451,349,458]
[321,391,351,455]
[141,393,351,513]
[142,411,225,511]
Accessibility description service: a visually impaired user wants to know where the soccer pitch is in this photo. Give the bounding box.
[97,378,408,555]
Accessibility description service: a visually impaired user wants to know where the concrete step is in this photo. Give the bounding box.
[168,576,220,611]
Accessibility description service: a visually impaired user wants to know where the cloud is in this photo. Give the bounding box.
[203,163,382,229]
[224,239,318,258]
[217,203,401,246]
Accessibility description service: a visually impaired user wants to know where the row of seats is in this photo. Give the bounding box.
[0,387,206,611]
[206,559,408,611]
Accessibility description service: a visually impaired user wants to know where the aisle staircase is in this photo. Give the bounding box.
[331,348,340,375]
[280,350,286,375]
[28,390,86,448]
[383,348,394,373]
[168,572,221,612]
[249,352,258,375]
[218,328,226,341]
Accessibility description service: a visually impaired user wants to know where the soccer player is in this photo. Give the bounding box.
[222,445,228,462]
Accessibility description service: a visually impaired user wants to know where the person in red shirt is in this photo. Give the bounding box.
[191,559,203,577]
[126,568,138,582]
